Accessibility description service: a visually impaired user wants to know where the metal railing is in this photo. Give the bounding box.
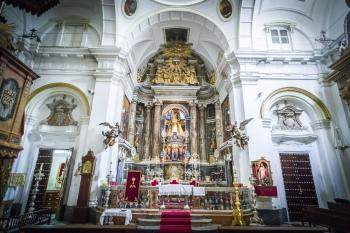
[0,208,52,233]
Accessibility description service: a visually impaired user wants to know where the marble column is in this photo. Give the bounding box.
[190,101,198,156]
[214,101,224,147]
[152,101,162,160]
[199,104,206,162]
[143,103,152,160]
[127,100,137,146]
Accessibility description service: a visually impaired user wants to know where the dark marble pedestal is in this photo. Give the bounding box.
[257,208,287,225]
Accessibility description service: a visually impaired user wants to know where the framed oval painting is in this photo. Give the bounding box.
[218,0,233,20]
[124,0,137,17]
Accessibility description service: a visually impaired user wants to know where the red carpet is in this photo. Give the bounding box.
[160,210,191,233]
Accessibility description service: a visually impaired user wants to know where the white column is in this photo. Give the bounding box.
[66,116,90,206]
[226,76,250,184]
[311,120,350,200]
[87,72,126,205]
[9,115,38,210]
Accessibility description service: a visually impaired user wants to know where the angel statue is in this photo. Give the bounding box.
[100,122,122,149]
[225,118,253,150]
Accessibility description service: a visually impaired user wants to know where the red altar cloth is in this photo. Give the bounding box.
[124,171,141,202]
[254,185,278,197]
[150,179,159,186]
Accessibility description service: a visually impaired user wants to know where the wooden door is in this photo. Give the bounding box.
[279,153,318,221]
[26,149,53,211]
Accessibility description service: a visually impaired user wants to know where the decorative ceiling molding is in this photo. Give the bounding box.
[150,0,207,6]
[260,87,332,121]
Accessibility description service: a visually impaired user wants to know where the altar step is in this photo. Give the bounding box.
[137,224,220,233]
[137,217,213,226]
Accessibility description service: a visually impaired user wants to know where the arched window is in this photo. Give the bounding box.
[41,18,100,47]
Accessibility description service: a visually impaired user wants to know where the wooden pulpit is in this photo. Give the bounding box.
[72,150,95,223]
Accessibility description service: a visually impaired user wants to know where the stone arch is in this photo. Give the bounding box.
[124,9,231,51]
[162,103,190,117]
[27,83,91,118]
[260,87,331,122]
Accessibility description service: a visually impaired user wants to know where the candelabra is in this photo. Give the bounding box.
[28,163,45,212]
[232,167,243,226]
[104,163,114,209]
[249,176,263,224]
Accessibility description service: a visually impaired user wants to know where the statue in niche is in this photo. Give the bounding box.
[166,109,185,137]
[207,125,217,156]
[162,108,188,162]
[209,71,216,86]
[273,101,304,130]
[45,95,78,126]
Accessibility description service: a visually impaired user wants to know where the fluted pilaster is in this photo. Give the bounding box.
[190,101,198,156]
[199,105,206,162]
[127,100,137,146]
[215,101,224,147]
[143,103,152,160]
[152,101,162,160]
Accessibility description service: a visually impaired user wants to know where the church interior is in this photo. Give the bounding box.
[0,0,350,232]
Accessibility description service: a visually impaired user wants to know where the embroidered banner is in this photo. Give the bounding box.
[124,170,141,202]
[254,185,278,197]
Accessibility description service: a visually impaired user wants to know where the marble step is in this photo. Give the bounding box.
[137,224,220,232]
[137,217,213,226]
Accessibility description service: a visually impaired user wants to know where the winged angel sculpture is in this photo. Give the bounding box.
[100,122,122,149]
[225,118,253,150]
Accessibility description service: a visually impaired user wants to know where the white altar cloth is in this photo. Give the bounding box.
[159,184,192,196]
[100,208,132,225]
[193,187,206,196]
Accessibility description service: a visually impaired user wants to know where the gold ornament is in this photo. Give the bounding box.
[152,42,199,85]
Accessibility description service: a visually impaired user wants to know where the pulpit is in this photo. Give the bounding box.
[0,48,38,214]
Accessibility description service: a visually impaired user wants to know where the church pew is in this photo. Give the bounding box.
[302,206,350,233]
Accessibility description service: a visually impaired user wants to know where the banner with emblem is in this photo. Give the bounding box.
[124,170,141,202]
[0,79,20,121]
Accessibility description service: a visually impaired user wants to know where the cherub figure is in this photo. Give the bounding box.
[225,118,253,150]
[100,122,122,149]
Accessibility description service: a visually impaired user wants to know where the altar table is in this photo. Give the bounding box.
[100,208,132,225]
[159,184,192,196]
[158,184,198,209]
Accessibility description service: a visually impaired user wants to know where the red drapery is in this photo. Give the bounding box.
[124,170,141,202]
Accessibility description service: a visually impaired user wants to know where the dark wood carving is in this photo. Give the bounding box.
[280,153,318,221]
[73,150,95,223]
[0,48,39,209]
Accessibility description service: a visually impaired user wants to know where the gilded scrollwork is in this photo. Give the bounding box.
[45,95,78,126]
[148,42,202,85]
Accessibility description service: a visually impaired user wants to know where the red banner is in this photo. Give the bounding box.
[254,185,278,197]
[124,170,141,202]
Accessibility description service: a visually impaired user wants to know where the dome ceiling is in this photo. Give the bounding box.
[128,11,228,74]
